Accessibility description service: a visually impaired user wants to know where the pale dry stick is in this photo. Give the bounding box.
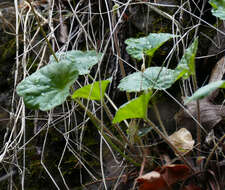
[68,1,100,153]
[57,139,70,190]
[172,2,186,58]
[63,13,76,52]
[12,0,20,127]
[68,1,96,49]
[98,0,133,56]
[47,0,56,51]
[60,131,101,162]
[20,4,32,189]
[98,0,106,51]
[7,4,30,150]
[111,4,130,101]
[19,113,74,151]
[21,104,26,190]
[36,44,48,69]
[58,103,87,188]
[17,21,63,59]
[0,101,23,187]
[40,114,61,190]
[98,36,109,190]
[25,0,58,62]
[73,6,127,186]
[55,125,102,162]
[87,0,97,48]
[22,0,48,24]
[66,142,98,181]
[104,0,115,52]
[112,166,126,190]
[181,7,225,36]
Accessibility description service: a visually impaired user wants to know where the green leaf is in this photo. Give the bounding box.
[184,80,225,104]
[125,33,176,60]
[112,92,152,123]
[209,0,225,20]
[175,38,198,80]
[71,79,111,100]
[50,50,102,75]
[16,50,102,111]
[118,67,178,92]
[16,60,79,111]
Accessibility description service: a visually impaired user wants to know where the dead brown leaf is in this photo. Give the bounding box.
[137,164,191,190]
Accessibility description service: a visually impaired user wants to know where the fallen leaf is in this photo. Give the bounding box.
[159,164,191,186]
[137,171,168,190]
[168,128,195,154]
[175,99,225,134]
[137,164,191,190]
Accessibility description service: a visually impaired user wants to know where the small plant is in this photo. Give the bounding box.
[16,32,225,189]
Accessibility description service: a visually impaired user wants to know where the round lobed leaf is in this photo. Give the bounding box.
[118,67,178,92]
[16,60,79,111]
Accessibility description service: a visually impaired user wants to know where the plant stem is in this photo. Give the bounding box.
[102,101,131,146]
[75,99,140,166]
[152,101,168,136]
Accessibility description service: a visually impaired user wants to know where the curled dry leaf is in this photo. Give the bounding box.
[175,99,225,134]
[168,128,195,154]
[137,171,168,190]
[137,164,191,190]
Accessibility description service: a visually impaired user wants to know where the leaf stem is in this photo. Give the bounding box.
[102,101,132,146]
[152,101,168,136]
[74,99,140,166]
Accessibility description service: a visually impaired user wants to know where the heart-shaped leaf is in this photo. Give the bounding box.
[125,33,176,60]
[50,50,102,75]
[175,38,198,80]
[184,80,225,104]
[17,50,102,111]
[72,79,111,101]
[118,67,179,92]
[16,60,79,111]
[209,0,225,20]
[112,92,151,123]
